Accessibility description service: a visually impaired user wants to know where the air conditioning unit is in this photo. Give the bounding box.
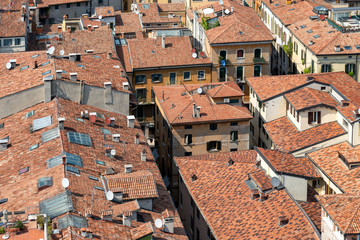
[224,98,230,103]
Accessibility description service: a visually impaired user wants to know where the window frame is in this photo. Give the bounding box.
[197,70,205,80]
[219,50,227,60]
[169,72,176,85]
[209,123,217,131]
[236,66,244,80]
[3,39,13,46]
[254,48,262,58]
[151,73,162,83]
[236,49,245,59]
[183,71,191,81]
[253,65,262,77]
[184,134,192,145]
[219,67,227,82]
[135,75,146,84]
[230,131,238,141]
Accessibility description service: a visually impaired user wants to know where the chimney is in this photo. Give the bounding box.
[259,192,268,201]
[101,209,113,221]
[120,70,125,77]
[107,52,112,59]
[89,112,96,122]
[57,25,62,32]
[250,189,260,200]
[231,7,234,12]
[141,149,147,161]
[278,215,289,227]
[110,117,115,127]
[134,133,140,144]
[192,103,196,117]
[87,25,92,31]
[127,115,135,128]
[124,164,133,173]
[86,49,94,53]
[112,134,120,142]
[82,110,89,119]
[104,82,113,104]
[122,82,129,91]
[93,25,99,30]
[123,212,132,227]
[43,75,53,103]
[34,60,38,69]
[58,117,65,130]
[56,70,62,80]
[162,34,166,48]
[67,26,71,33]
[334,45,341,52]
[222,6,224,17]
[2,210,7,224]
[196,106,201,118]
[69,53,76,62]
[9,59,16,68]
[0,136,9,151]
[70,72,78,81]
[163,216,174,233]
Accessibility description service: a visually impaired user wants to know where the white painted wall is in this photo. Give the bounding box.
[0,37,26,53]
[138,199,153,210]
[263,96,286,122]
[298,107,337,131]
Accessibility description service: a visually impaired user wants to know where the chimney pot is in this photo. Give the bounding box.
[58,117,65,130]
[124,164,133,173]
[112,134,120,142]
[67,26,71,33]
[70,72,78,81]
[122,82,129,91]
[9,59,16,68]
[56,70,62,80]
[127,115,135,128]
[87,25,92,31]
[57,25,62,32]
[34,60,38,68]
[162,34,166,48]
[110,117,115,127]
[107,52,112,59]
[141,149,147,161]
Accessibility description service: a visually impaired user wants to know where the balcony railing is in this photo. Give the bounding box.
[253,57,266,63]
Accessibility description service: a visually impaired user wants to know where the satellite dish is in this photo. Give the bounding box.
[89,115,96,123]
[225,8,230,14]
[5,62,11,70]
[106,191,114,201]
[155,218,163,228]
[48,46,55,55]
[105,117,111,125]
[59,50,65,56]
[192,52,197,58]
[62,178,70,188]
[271,177,281,188]
[197,87,203,94]
[98,15,103,19]
[110,149,116,156]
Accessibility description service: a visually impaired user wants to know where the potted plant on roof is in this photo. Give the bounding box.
[8,221,23,232]
[37,215,45,229]
[348,71,354,77]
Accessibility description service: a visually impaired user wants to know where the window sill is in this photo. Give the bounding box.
[208,149,219,153]
[152,81,162,84]
[183,79,191,81]
[197,78,205,81]
[230,140,238,142]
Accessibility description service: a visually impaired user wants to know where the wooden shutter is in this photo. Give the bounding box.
[297,112,299,122]
[286,101,289,111]
[217,141,222,151]
[207,142,210,151]
[308,112,313,124]
[317,111,321,124]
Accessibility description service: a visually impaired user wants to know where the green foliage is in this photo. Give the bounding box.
[304,67,311,74]
[348,71,354,77]
[0,227,4,234]
[37,215,45,229]
[14,220,23,230]
[302,59,305,65]
[283,41,293,57]
[201,17,210,30]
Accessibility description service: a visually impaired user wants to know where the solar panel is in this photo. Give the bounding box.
[39,190,74,219]
[58,214,88,229]
[65,152,83,167]
[95,160,106,165]
[88,175,99,181]
[101,128,111,135]
[41,128,60,143]
[20,65,29,71]
[47,155,62,168]
[313,35,320,39]
[344,46,352,50]
[40,61,50,67]
[29,143,39,151]
[25,110,35,118]
[42,70,52,75]
[67,132,92,146]
[33,116,52,131]
[66,165,80,174]
[18,166,29,175]
[38,177,53,188]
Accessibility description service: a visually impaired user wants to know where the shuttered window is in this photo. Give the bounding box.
[308,111,321,124]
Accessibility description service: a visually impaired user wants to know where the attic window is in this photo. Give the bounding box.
[38,177,53,189]
[88,175,99,181]
[67,132,92,146]
[142,4,149,9]
[338,152,360,169]
[42,70,51,75]
[19,166,29,175]
[300,25,306,28]
[307,30,313,33]
[94,55,100,59]
[25,110,35,118]
[66,165,80,175]
[0,123,3,129]
[33,116,52,131]
[313,35,320,39]
[40,61,50,67]
[77,64,85,69]
[0,198,8,204]
[32,54,40,58]
[96,159,106,165]
[101,128,111,135]
[344,46,352,50]
[20,65,29,71]
[29,143,39,151]
[355,45,360,50]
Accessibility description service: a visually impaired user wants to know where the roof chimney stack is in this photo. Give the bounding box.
[163,216,174,234]
[141,149,147,161]
[231,7,234,12]
[162,34,166,48]
[9,59,16,68]
[56,70,62,80]
[123,213,132,227]
[122,82,129,91]
[57,25,62,32]
[70,72,78,81]
[127,115,135,128]
[34,60,38,69]
[135,133,140,144]
[0,136,9,151]
[107,52,112,59]
[196,106,201,118]
[192,103,196,118]
[58,117,65,130]
[43,75,53,103]
[112,134,120,142]
[110,117,115,127]
[124,164,133,173]
[87,25,92,31]
[67,26,71,33]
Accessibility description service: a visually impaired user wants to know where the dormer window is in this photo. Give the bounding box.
[308,111,321,124]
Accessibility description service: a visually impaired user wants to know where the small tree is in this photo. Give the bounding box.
[348,71,354,77]
[304,66,311,74]
[201,17,209,30]
[14,220,23,230]
[283,41,293,58]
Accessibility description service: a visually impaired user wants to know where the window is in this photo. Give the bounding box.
[135,88,146,101]
[254,48,262,58]
[184,134,192,145]
[38,177,53,189]
[66,3,70,8]
[4,39,12,46]
[135,75,146,84]
[183,71,191,80]
[29,143,39,151]
[66,165,80,175]
[197,70,205,80]
[169,73,176,85]
[41,128,60,143]
[231,122,238,126]
[54,4,59,9]
[0,123,3,129]
[185,152,192,156]
[308,111,321,124]
[207,141,221,151]
[151,74,162,83]
[15,38,21,45]
[321,64,331,73]
[219,50,227,60]
[219,67,226,82]
[185,125,192,129]
[67,132,92,146]
[254,65,261,77]
[345,64,356,75]
[236,66,244,80]
[237,49,244,58]
[230,131,238,141]
[77,2,80,6]
[96,159,106,165]
[209,123,217,131]
[230,148,237,151]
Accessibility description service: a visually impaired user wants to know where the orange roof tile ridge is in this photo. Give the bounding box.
[345,203,360,233]
[293,156,314,177]
[210,84,224,97]
[170,101,193,124]
[315,32,341,55]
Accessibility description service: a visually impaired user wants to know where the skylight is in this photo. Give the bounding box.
[40,61,50,67]
[307,30,313,33]
[42,70,51,75]
[29,143,39,151]
[38,177,53,189]
[41,128,60,143]
[66,165,80,175]
[313,35,320,39]
[20,65,29,71]
[46,155,62,169]
[32,54,40,58]
[300,25,306,28]
[101,128,111,135]
[58,215,88,229]
[75,117,84,122]
[95,159,106,165]
[274,3,279,6]
[39,190,74,219]
[344,46,352,50]
[33,116,52,131]
[88,175,99,181]
[96,113,105,119]
[355,45,360,50]
[67,132,92,146]
[94,55,100,59]
[18,166,29,175]
[77,64,85,69]
[25,110,35,118]
[65,152,83,167]
[0,198,8,204]
[289,8,295,11]
[142,4,149,9]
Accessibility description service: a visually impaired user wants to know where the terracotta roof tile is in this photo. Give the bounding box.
[111,200,140,216]
[130,222,154,240]
[0,0,24,10]
[158,3,185,12]
[115,12,142,34]
[95,6,115,17]
[36,0,89,8]
[153,82,252,125]
[136,3,180,24]
[264,117,346,153]
[175,150,318,239]
[316,194,360,234]
[0,11,26,37]
[249,170,273,191]
[207,81,244,98]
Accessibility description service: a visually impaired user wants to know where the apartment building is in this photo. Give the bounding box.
[0,98,187,239]
[187,0,273,103]
[116,36,212,144]
[175,151,320,239]
[153,82,252,203]
[246,72,360,156]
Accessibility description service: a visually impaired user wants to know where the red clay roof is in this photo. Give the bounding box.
[136,3,181,24]
[0,11,26,37]
[249,170,273,191]
[153,82,252,125]
[175,150,319,239]
[207,81,244,98]
[285,87,337,111]
[158,3,185,12]
[95,6,115,17]
[130,222,154,240]
[115,12,142,34]
[264,117,346,153]
[316,194,360,234]
[36,0,89,8]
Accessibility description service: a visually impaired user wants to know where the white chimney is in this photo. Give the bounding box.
[70,72,78,81]
[163,217,174,233]
[58,117,65,130]
[231,7,234,12]
[123,213,131,227]
[43,75,53,103]
[162,34,166,48]
[110,117,115,127]
[56,70,62,80]
[122,82,129,91]
[134,133,140,144]
[69,53,76,62]
[85,110,89,119]
[196,106,201,118]
[192,103,196,118]
[9,59,16,68]
[334,45,341,52]
[112,134,120,142]
[141,149,147,161]
[127,115,135,128]
[124,164,133,173]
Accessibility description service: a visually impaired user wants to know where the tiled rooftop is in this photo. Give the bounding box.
[175,150,319,239]
[158,3,185,12]
[0,11,26,38]
[0,98,186,239]
[308,142,360,194]
[36,0,89,8]
[316,194,360,234]
[206,81,244,98]
[249,170,273,191]
[284,87,337,111]
[264,117,346,153]
[136,3,181,24]
[117,36,211,72]
[153,82,252,125]
[256,147,319,178]
[0,0,25,10]
[95,6,115,17]
[114,11,142,34]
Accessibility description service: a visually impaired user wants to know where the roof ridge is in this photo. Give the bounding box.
[211,84,224,97]
[316,32,342,55]
[170,101,193,124]
[345,200,360,233]
[293,157,313,177]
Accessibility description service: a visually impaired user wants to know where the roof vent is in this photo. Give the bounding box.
[112,134,120,142]
[163,216,174,233]
[70,72,78,81]
[278,215,289,227]
[191,174,197,182]
[141,149,147,161]
[122,82,129,91]
[127,115,135,128]
[308,40,314,46]
[0,136,9,151]
[56,70,62,80]
[250,189,260,200]
[226,158,234,167]
[124,164,133,173]
[334,45,341,52]
[341,100,350,107]
[58,117,65,130]
[9,59,16,68]
[306,76,314,81]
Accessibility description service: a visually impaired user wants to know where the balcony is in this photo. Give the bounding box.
[136,97,155,105]
[253,57,266,64]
